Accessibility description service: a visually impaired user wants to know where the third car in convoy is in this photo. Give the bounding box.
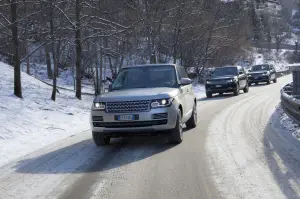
[247,64,277,85]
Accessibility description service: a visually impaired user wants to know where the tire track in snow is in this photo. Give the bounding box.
[206,83,294,199]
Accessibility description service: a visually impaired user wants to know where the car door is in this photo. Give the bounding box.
[270,65,276,80]
[180,66,194,114]
[177,66,190,119]
[237,66,247,88]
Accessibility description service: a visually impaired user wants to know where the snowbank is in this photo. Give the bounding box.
[0,62,93,167]
[279,108,300,141]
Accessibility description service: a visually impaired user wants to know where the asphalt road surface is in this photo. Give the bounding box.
[1,75,300,199]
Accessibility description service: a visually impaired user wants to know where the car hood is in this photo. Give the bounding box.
[95,87,180,102]
[208,75,236,81]
[249,70,267,75]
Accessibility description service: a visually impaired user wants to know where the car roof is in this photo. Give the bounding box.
[215,65,238,68]
[124,64,177,68]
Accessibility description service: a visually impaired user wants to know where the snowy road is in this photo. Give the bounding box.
[1,75,300,199]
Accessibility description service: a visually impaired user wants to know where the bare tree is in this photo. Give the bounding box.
[10,0,22,98]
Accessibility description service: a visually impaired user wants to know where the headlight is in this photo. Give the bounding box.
[206,81,212,84]
[226,79,234,83]
[94,102,106,110]
[151,98,173,108]
[247,74,252,77]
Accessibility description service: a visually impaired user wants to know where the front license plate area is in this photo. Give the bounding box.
[215,85,222,88]
[115,115,138,121]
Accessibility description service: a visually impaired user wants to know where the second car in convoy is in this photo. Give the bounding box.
[247,64,277,85]
[205,65,249,98]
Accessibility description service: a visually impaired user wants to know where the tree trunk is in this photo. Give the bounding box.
[276,41,280,52]
[51,53,58,101]
[10,0,22,98]
[75,0,82,100]
[99,49,103,95]
[95,58,99,95]
[45,45,53,79]
[50,6,57,101]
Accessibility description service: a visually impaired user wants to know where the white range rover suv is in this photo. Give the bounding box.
[91,64,197,146]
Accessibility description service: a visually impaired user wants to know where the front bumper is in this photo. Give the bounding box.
[205,83,237,93]
[90,105,178,136]
[248,76,269,83]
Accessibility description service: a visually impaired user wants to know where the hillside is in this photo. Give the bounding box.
[0,62,93,167]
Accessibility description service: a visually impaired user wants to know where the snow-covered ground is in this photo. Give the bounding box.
[279,108,300,141]
[0,62,93,167]
[21,63,97,94]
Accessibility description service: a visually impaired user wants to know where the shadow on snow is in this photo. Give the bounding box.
[13,135,180,175]
[263,105,300,199]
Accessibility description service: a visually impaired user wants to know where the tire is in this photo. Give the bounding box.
[206,92,213,98]
[233,84,240,96]
[243,83,249,93]
[92,132,110,146]
[248,82,252,86]
[273,78,277,83]
[267,78,271,84]
[186,103,197,129]
[169,109,183,144]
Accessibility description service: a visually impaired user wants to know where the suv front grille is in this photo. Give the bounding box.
[210,80,227,84]
[106,100,150,113]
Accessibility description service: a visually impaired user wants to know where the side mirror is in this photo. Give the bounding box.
[180,78,192,86]
[239,71,244,75]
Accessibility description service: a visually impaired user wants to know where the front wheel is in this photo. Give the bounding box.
[206,92,213,98]
[93,132,110,146]
[233,84,240,96]
[186,103,197,129]
[273,78,277,83]
[267,78,271,84]
[169,109,183,144]
[243,84,249,93]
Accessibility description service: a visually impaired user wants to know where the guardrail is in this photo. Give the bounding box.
[276,69,292,78]
[281,83,300,125]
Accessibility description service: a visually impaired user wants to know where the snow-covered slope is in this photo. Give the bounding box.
[252,50,294,72]
[0,62,93,167]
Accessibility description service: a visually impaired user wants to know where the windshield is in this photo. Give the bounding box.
[211,67,238,77]
[111,65,177,90]
[251,65,270,71]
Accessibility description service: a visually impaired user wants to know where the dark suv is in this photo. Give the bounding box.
[205,66,249,98]
[247,64,277,85]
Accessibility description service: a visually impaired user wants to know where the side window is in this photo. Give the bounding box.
[238,67,246,75]
[177,66,182,80]
[180,67,188,78]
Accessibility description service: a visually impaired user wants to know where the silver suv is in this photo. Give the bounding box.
[90,64,197,146]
